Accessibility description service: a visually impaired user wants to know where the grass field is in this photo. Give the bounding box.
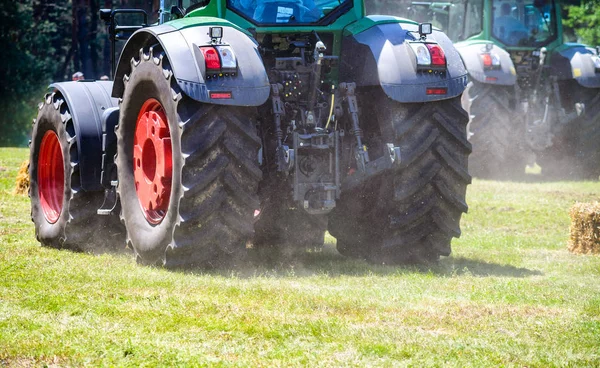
[1,147,599,367]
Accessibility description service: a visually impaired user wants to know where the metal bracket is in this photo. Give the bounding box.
[341,143,401,192]
[97,181,119,216]
[270,84,290,173]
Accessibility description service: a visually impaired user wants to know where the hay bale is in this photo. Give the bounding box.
[13,160,30,196]
[569,202,600,254]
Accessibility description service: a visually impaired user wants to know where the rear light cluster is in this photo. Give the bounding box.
[199,45,238,79]
[480,52,501,70]
[408,42,447,70]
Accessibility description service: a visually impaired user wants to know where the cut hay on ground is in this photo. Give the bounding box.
[13,160,29,196]
[569,202,600,254]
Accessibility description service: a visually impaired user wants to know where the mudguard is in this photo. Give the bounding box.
[550,44,600,89]
[339,16,468,103]
[112,19,270,106]
[50,81,118,192]
[454,41,516,86]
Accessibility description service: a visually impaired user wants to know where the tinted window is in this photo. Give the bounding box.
[492,0,557,46]
[228,0,350,24]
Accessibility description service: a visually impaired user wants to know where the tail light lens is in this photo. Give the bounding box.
[480,53,501,69]
[200,46,221,70]
[481,53,493,68]
[426,87,447,95]
[215,46,237,70]
[426,44,446,67]
[409,42,446,70]
[412,44,432,66]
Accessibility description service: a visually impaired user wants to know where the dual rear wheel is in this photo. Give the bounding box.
[30,93,124,252]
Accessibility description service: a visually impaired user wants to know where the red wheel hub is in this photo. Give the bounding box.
[38,131,64,224]
[134,99,172,224]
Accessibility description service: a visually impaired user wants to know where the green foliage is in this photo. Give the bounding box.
[0,1,72,147]
[1,147,600,366]
[564,1,600,46]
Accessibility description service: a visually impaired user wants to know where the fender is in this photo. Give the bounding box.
[112,18,270,106]
[550,44,600,89]
[50,81,118,192]
[339,16,468,103]
[454,41,516,86]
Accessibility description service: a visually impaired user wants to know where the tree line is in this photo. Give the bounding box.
[0,0,153,146]
[0,0,595,146]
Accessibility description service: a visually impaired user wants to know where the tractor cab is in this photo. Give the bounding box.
[374,0,560,50]
[490,0,558,48]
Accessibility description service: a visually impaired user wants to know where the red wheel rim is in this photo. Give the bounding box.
[134,98,172,224]
[38,131,64,224]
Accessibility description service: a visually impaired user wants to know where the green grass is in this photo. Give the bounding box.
[1,147,599,367]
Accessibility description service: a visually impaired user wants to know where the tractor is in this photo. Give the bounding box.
[29,0,471,267]
[375,0,600,179]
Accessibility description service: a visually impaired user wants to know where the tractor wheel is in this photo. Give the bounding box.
[373,96,471,263]
[463,81,530,179]
[330,93,471,264]
[573,88,600,179]
[536,87,600,180]
[116,48,262,268]
[29,93,124,252]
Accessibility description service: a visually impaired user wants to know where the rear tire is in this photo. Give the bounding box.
[116,48,262,268]
[573,88,600,179]
[536,87,600,180]
[29,93,124,252]
[330,94,471,264]
[464,81,530,179]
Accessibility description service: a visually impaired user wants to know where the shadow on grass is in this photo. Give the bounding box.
[179,245,543,279]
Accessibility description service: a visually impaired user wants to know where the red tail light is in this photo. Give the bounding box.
[426,87,447,95]
[200,47,221,70]
[481,53,493,68]
[426,44,446,67]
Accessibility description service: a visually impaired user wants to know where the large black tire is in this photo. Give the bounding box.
[463,81,530,179]
[29,93,124,252]
[329,93,471,264]
[116,48,262,268]
[572,88,600,179]
[536,87,600,180]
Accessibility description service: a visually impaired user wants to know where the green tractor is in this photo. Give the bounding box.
[28,0,471,267]
[377,0,600,179]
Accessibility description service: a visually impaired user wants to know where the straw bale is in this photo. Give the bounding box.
[13,160,30,196]
[569,202,600,254]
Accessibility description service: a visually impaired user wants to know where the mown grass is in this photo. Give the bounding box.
[1,147,599,367]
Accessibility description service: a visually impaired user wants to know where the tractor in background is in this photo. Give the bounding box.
[375,0,600,179]
[29,0,471,267]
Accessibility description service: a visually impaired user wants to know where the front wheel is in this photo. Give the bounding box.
[116,48,262,267]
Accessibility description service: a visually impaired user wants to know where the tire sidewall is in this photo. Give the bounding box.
[117,57,183,263]
[29,98,73,245]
